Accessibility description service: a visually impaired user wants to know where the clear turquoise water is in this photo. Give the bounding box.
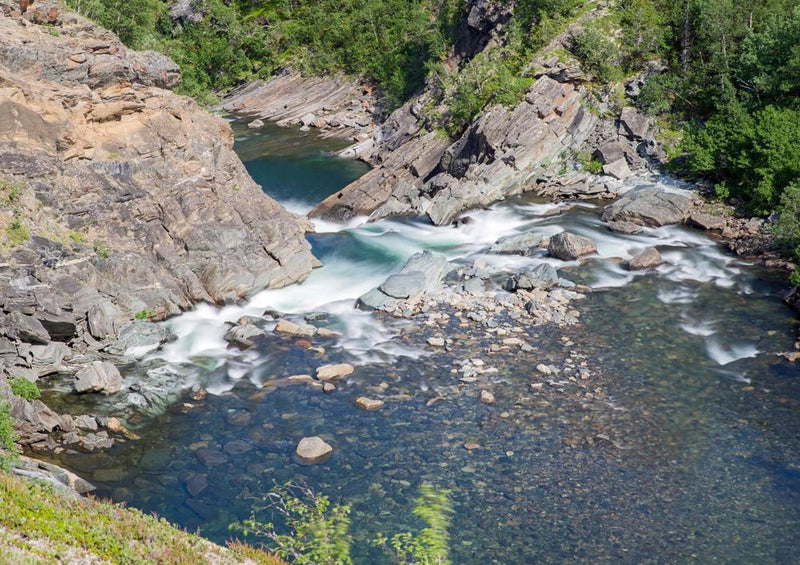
[45,122,800,564]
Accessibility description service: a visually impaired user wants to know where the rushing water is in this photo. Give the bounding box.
[44,119,800,564]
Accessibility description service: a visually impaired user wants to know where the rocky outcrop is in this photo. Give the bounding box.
[0,2,315,451]
[222,74,381,141]
[357,251,455,311]
[311,75,597,225]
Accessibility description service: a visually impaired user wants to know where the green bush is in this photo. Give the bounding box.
[93,241,111,259]
[571,21,622,83]
[233,482,353,565]
[0,401,19,469]
[8,378,41,401]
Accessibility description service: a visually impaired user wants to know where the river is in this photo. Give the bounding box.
[43,119,800,564]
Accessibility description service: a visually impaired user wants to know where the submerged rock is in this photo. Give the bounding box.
[355,397,384,410]
[74,361,122,395]
[295,436,333,465]
[275,319,316,337]
[316,363,355,381]
[548,232,597,261]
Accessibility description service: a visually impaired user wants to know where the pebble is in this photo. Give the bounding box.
[427,337,445,347]
[295,436,333,465]
[480,390,496,404]
[316,363,355,381]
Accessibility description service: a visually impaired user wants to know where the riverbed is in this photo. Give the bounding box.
[44,119,800,564]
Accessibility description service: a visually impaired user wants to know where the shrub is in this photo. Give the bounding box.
[571,21,622,83]
[68,230,87,243]
[375,483,454,565]
[8,377,41,401]
[0,401,19,469]
[233,482,353,565]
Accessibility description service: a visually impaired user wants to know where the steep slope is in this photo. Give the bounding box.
[0,0,314,447]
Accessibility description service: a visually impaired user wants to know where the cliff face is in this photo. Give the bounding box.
[0,1,314,442]
[0,2,314,311]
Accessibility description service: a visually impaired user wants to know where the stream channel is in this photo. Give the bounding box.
[43,118,800,564]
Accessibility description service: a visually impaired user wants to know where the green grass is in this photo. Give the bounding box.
[8,378,40,402]
[6,220,30,247]
[68,230,87,244]
[0,403,19,470]
[0,472,288,565]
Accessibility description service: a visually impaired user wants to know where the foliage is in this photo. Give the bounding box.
[570,19,622,83]
[773,182,800,284]
[375,483,454,565]
[683,103,800,214]
[8,378,41,401]
[93,241,111,259]
[5,218,30,247]
[68,230,87,243]
[0,402,19,469]
[233,481,353,565]
[0,471,288,564]
[0,178,23,204]
[576,150,603,174]
[134,309,153,321]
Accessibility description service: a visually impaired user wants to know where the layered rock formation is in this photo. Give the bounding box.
[222,74,381,141]
[0,1,314,446]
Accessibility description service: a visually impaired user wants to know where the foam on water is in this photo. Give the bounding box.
[705,337,759,365]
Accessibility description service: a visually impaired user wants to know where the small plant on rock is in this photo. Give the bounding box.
[93,241,111,259]
[9,377,41,401]
[134,310,153,321]
[6,218,30,246]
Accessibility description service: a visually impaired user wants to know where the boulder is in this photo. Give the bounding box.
[603,158,633,180]
[602,186,694,227]
[619,107,652,141]
[74,361,122,394]
[33,311,77,341]
[379,272,427,299]
[548,232,597,261]
[628,248,663,271]
[105,321,175,359]
[6,312,49,345]
[247,119,264,130]
[687,211,726,231]
[295,436,333,465]
[606,220,643,235]
[489,232,546,255]
[224,324,266,349]
[316,363,354,381]
[594,141,627,165]
[506,263,560,291]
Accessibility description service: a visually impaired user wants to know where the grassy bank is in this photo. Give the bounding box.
[0,471,287,565]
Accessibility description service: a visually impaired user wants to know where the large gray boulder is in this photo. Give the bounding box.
[5,312,49,345]
[602,186,695,227]
[105,321,175,359]
[548,232,597,261]
[357,251,453,311]
[74,361,122,394]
